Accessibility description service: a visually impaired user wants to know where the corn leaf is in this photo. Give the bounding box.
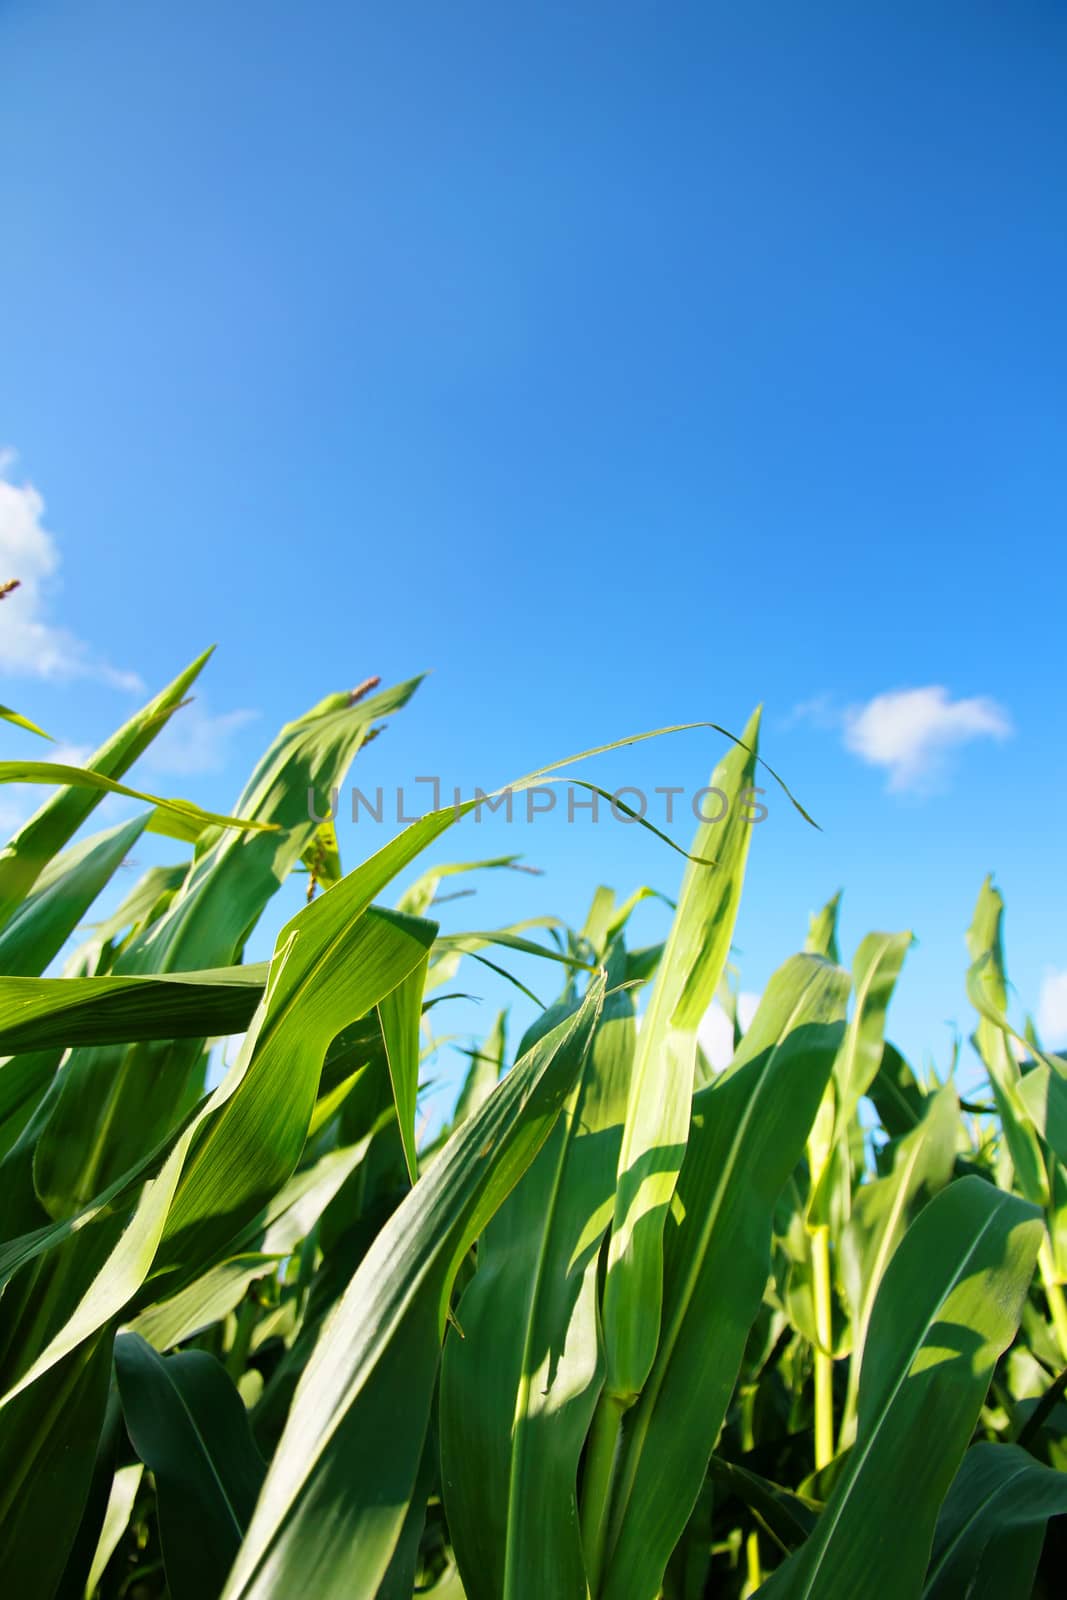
[0,650,210,928]
[379,950,431,1185]
[440,950,635,1600]
[114,1332,266,1600]
[0,761,277,840]
[804,891,841,962]
[966,878,1048,1204]
[759,1178,1043,1599]
[923,1441,1067,1598]
[597,953,849,1600]
[0,904,435,1402]
[83,1462,143,1598]
[0,962,266,1054]
[837,1084,959,1446]
[33,675,421,1219]
[601,707,762,1409]
[0,1333,113,1600]
[220,974,606,1600]
[127,1253,282,1351]
[0,814,149,979]
[0,704,51,740]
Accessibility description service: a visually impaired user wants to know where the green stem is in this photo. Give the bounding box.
[580,1391,626,1595]
[225,1296,258,1380]
[1016,1361,1067,1450]
[1038,1235,1067,1362]
[744,1528,762,1596]
[810,1223,835,1471]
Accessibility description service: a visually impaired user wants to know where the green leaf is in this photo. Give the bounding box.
[0,761,278,840]
[378,949,431,1184]
[602,707,762,1410]
[837,1085,959,1446]
[834,931,914,1135]
[127,1253,282,1351]
[868,1041,926,1137]
[433,928,591,974]
[1017,1064,1067,1285]
[0,1048,60,1159]
[0,1333,114,1600]
[0,904,435,1403]
[84,1462,144,1599]
[0,650,210,928]
[114,1332,266,1600]
[33,674,424,1216]
[804,891,841,963]
[596,953,849,1600]
[396,854,529,918]
[300,816,342,894]
[0,704,52,740]
[154,902,437,1288]
[759,1178,1043,1600]
[256,1140,374,1255]
[52,1380,125,1600]
[1019,1063,1067,1167]
[955,1523,1047,1600]
[966,877,1048,1205]
[924,1441,1067,1598]
[94,861,189,942]
[451,1011,508,1131]
[0,814,150,979]
[707,1457,820,1553]
[0,962,266,1054]
[808,929,913,1229]
[271,712,810,961]
[219,974,606,1600]
[441,950,635,1600]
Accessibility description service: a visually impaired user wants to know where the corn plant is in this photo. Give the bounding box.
[0,651,1064,1600]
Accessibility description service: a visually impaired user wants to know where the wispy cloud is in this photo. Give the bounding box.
[0,450,142,691]
[1039,969,1067,1049]
[785,694,840,732]
[792,685,1013,794]
[843,687,1012,793]
[141,700,260,777]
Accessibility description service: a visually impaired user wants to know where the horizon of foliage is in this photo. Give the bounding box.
[0,652,1065,1599]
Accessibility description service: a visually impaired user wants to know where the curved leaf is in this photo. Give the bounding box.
[0,814,149,979]
[0,962,266,1054]
[924,1441,1067,1598]
[441,953,634,1600]
[220,974,606,1600]
[601,707,762,1412]
[0,650,210,928]
[0,704,51,740]
[759,1179,1043,1599]
[115,1332,265,1600]
[598,954,848,1600]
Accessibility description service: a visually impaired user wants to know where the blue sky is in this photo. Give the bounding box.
[2,1,1066,1105]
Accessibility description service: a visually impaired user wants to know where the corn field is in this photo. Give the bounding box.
[1,653,1065,1600]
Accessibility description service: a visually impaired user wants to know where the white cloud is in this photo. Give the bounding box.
[50,742,93,768]
[0,451,141,691]
[141,700,259,777]
[1039,969,1067,1049]
[786,694,839,732]
[842,686,1012,794]
[698,991,761,1072]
